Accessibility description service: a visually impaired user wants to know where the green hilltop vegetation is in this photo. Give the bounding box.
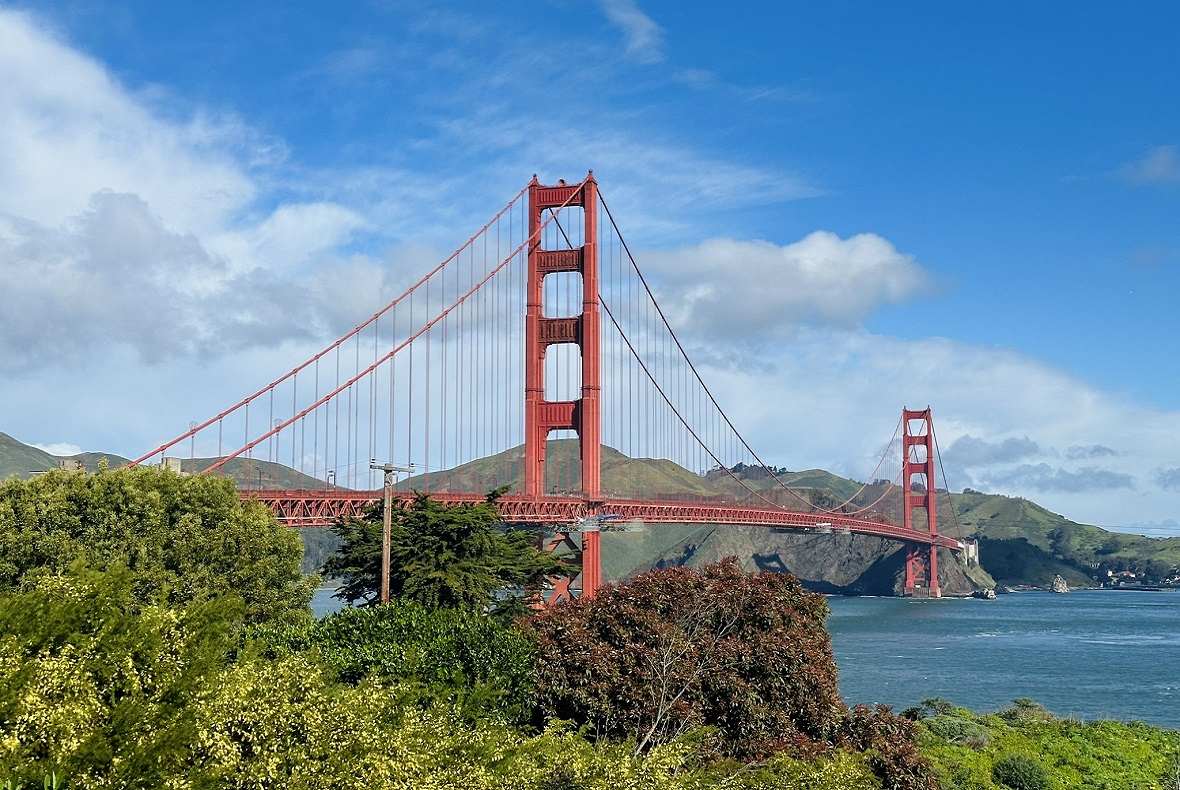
[4,432,1178,588]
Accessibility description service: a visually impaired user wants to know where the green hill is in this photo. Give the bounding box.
[0,432,131,477]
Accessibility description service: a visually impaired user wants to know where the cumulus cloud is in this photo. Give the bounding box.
[0,10,257,233]
[1152,467,1180,492]
[1065,444,1118,460]
[0,189,420,372]
[1117,145,1180,186]
[0,193,299,370]
[973,463,1132,494]
[0,10,400,373]
[944,435,1041,466]
[639,232,931,342]
[597,0,664,63]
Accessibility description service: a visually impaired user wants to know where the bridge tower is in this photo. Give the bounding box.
[902,408,941,597]
[525,174,602,599]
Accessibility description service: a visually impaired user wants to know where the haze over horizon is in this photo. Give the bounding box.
[2,2,1179,537]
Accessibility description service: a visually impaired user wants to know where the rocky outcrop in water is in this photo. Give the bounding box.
[1051,574,1070,593]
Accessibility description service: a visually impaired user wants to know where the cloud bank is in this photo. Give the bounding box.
[641,232,932,342]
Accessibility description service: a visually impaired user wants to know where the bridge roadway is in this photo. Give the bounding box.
[247,489,965,551]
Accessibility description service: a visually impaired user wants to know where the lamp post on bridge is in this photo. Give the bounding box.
[370,460,415,604]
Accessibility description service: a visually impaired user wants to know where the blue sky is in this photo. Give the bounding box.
[2,1,1180,535]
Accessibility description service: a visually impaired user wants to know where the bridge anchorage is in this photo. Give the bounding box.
[134,173,966,601]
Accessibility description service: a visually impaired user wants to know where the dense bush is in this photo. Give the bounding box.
[257,599,536,720]
[0,565,241,787]
[528,558,846,760]
[527,559,938,790]
[921,714,991,748]
[839,705,939,790]
[991,753,1050,790]
[918,699,1180,790]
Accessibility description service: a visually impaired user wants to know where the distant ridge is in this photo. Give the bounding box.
[0,432,131,478]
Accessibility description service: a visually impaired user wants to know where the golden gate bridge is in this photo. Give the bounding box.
[131,174,965,600]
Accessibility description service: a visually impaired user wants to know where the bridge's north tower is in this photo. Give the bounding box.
[902,408,941,597]
[524,174,602,598]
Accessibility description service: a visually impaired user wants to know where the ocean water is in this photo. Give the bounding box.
[312,586,347,617]
[827,590,1180,729]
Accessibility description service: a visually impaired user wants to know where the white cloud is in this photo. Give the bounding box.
[597,0,665,63]
[1117,145,1180,186]
[31,442,82,456]
[637,232,932,341]
[0,10,257,234]
[0,10,407,373]
[207,202,367,275]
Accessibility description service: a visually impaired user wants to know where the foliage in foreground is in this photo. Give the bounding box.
[913,698,1180,790]
[527,558,937,790]
[257,599,536,721]
[0,565,241,787]
[0,561,893,790]
[0,467,315,625]
[323,490,569,610]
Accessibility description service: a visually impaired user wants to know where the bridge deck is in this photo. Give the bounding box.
[244,489,964,551]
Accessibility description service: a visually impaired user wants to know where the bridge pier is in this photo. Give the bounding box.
[904,544,941,598]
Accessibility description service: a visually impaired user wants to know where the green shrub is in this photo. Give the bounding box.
[992,753,1050,790]
[922,715,991,748]
[257,599,536,721]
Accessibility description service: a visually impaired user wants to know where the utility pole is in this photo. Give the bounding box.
[369,460,415,604]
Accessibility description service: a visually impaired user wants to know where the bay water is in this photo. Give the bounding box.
[827,590,1180,729]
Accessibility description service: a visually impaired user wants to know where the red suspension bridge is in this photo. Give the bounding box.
[133,174,966,599]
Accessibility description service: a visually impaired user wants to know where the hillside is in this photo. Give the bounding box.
[0,433,320,491]
[0,432,131,477]
[4,432,1174,591]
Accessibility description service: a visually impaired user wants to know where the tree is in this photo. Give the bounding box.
[527,558,847,760]
[527,559,939,790]
[0,467,315,625]
[323,491,569,610]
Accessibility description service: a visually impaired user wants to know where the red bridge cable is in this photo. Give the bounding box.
[128,182,533,468]
[830,415,906,515]
[930,420,967,541]
[196,181,588,476]
[598,194,896,516]
[598,297,785,512]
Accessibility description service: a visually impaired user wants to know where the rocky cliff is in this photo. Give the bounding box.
[602,524,993,596]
